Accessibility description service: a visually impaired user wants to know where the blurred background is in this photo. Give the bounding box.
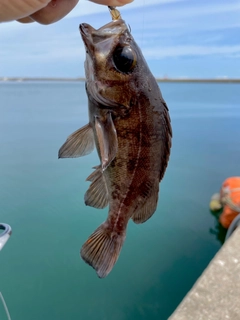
[0,1,240,320]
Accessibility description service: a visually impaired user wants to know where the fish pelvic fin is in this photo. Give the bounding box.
[84,166,109,209]
[86,165,101,182]
[80,223,126,278]
[132,183,159,224]
[58,123,94,158]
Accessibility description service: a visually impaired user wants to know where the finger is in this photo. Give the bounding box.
[0,0,51,22]
[88,0,133,6]
[30,0,79,25]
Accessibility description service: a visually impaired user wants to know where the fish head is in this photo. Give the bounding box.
[79,19,148,111]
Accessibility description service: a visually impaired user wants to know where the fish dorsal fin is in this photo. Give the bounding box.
[84,166,109,209]
[131,183,159,224]
[95,113,118,171]
[58,124,94,158]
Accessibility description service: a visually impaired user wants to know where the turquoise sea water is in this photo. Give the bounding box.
[0,82,240,320]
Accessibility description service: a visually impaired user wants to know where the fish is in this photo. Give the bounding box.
[58,7,172,278]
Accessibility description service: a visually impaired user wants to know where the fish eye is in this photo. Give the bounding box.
[112,46,137,74]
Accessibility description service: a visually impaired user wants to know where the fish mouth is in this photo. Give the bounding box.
[79,23,96,40]
[79,19,127,51]
[79,23,95,52]
[79,23,93,37]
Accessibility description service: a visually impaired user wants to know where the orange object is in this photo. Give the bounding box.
[219,177,240,228]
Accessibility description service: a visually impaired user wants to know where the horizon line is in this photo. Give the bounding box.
[0,77,240,83]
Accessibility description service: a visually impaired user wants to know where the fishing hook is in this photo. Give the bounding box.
[108,6,121,20]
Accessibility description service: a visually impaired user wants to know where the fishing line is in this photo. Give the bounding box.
[0,292,12,320]
[141,0,146,49]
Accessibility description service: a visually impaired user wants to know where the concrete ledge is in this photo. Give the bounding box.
[169,228,240,320]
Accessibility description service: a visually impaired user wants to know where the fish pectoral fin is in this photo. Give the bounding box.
[81,223,126,278]
[95,113,118,171]
[58,123,94,158]
[132,183,159,224]
[84,166,109,209]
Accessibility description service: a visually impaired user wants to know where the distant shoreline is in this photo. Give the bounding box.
[0,77,240,83]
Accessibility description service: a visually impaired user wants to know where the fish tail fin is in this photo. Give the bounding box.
[80,223,126,278]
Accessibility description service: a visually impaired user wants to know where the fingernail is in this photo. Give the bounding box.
[114,0,134,5]
[88,0,133,6]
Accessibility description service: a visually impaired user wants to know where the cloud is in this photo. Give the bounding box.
[142,45,240,59]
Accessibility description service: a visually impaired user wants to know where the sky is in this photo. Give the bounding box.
[0,0,240,78]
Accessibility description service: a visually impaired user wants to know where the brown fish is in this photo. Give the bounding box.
[59,8,172,278]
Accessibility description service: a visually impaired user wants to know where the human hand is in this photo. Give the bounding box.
[0,0,133,25]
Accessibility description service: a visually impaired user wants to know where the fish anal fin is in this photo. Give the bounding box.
[80,223,125,278]
[58,123,94,158]
[84,167,109,209]
[132,184,159,224]
[95,113,118,171]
